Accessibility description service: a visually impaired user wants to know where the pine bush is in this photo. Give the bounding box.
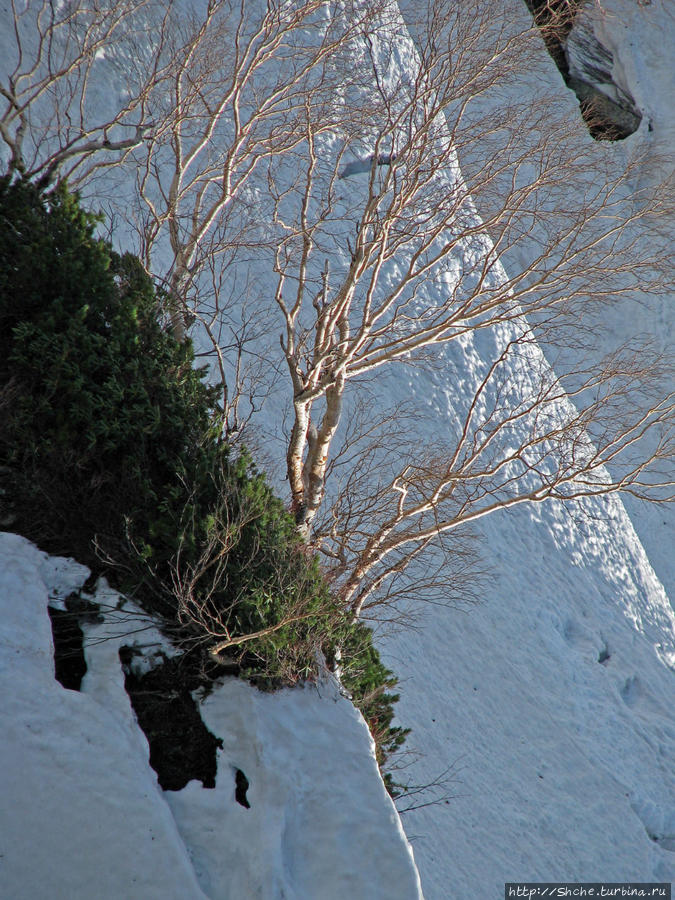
[0,176,407,775]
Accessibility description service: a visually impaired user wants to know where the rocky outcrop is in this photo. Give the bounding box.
[524,0,642,140]
[565,11,642,138]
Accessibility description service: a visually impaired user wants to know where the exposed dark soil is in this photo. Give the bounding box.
[48,594,93,691]
[119,647,224,791]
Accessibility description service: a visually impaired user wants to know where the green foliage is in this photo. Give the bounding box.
[0,176,407,775]
[0,177,215,571]
[337,623,410,766]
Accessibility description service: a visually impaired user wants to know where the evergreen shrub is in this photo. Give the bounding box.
[0,176,406,776]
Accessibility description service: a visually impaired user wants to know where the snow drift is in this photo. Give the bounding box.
[0,531,421,899]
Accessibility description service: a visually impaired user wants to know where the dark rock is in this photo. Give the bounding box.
[523,0,642,140]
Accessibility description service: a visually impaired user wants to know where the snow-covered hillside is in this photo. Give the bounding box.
[1,0,673,898]
[380,448,675,895]
[0,531,421,899]
[567,0,675,600]
[383,1,675,895]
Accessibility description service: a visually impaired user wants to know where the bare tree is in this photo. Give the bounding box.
[3,0,673,621]
[258,0,673,617]
[0,0,173,185]
[128,0,384,325]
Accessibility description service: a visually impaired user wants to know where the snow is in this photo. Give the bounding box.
[377,2,675,896]
[0,533,207,900]
[165,678,421,900]
[0,532,420,899]
[1,0,674,898]
[570,0,675,600]
[593,0,675,171]
[381,492,675,895]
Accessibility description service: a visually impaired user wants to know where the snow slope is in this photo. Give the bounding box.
[380,2,675,896]
[1,0,674,898]
[0,533,207,900]
[0,532,421,899]
[566,0,675,606]
[380,453,675,896]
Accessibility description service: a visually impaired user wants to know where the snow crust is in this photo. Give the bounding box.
[0,532,420,899]
[165,678,421,900]
[0,533,207,900]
